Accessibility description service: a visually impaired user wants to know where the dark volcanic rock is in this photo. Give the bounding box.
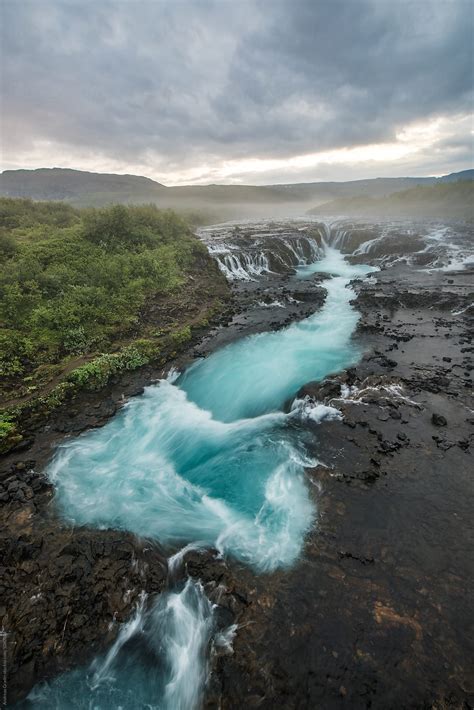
[2,223,474,709]
[0,461,168,703]
[295,377,343,402]
[431,412,448,426]
[207,259,474,709]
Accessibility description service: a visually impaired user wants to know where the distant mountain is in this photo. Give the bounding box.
[265,176,437,201]
[0,168,295,213]
[0,168,472,219]
[309,179,474,220]
[0,168,167,204]
[436,169,474,183]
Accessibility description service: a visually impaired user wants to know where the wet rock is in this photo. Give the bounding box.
[296,378,342,402]
[432,435,455,451]
[371,354,398,369]
[344,419,356,429]
[2,508,168,704]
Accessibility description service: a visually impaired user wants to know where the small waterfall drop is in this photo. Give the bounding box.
[203,228,324,280]
[26,568,218,710]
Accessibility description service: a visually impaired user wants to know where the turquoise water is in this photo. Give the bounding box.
[26,580,216,710]
[47,247,373,571]
[28,245,374,709]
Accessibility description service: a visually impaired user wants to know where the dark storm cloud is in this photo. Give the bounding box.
[220,0,473,156]
[1,0,473,180]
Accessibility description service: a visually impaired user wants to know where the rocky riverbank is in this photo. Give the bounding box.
[2,220,473,708]
[1,253,321,705]
[0,272,236,703]
[202,259,473,709]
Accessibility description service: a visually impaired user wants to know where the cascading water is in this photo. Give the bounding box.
[27,228,376,708]
[204,229,324,280]
[27,579,217,710]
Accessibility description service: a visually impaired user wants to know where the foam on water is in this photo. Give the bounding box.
[295,244,374,280]
[47,247,374,575]
[28,579,216,710]
[48,381,313,570]
[417,224,474,271]
[179,251,375,422]
[204,231,324,280]
[291,396,343,423]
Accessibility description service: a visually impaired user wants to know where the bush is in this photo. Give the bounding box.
[170,325,192,346]
[0,198,227,452]
[0,413,16,438]
[0,199,196,372]
[0,232,18,260]
[0,413,22,453]
[68,346,150,390]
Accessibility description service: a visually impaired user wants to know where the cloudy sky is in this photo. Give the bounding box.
[1,0,473,185]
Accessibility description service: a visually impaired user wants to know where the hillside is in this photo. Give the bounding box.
[265,176,437,201]
[1,168,472,218]
[436,169,474,183]
[0,168,167,204]
[309,179,474,220]
[0,168,297,211]
[0,198,229,454]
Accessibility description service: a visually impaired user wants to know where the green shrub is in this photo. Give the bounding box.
[0,413,16,439]
[0,413,22,453]
[170,325,192,346]
[0,199,196,371]
[68,345,150,390]
[133,338,161,359]
[0,198,227,448]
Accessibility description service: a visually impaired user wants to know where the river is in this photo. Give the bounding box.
[23,230,374,708]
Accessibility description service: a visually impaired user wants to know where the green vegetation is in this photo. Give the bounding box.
[310,179,474,220]
[67,345,150,390]
[170,325,192,347]
[0,198,229,453]
[0,199,195,377]
[2,167,472,214]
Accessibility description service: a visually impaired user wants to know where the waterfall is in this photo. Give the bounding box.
[146,579,216,710]
[218,251,271,280]
[330,227,348,249]
[205,219,474,281]
[27,568,218,710]
[205,232,324,281]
